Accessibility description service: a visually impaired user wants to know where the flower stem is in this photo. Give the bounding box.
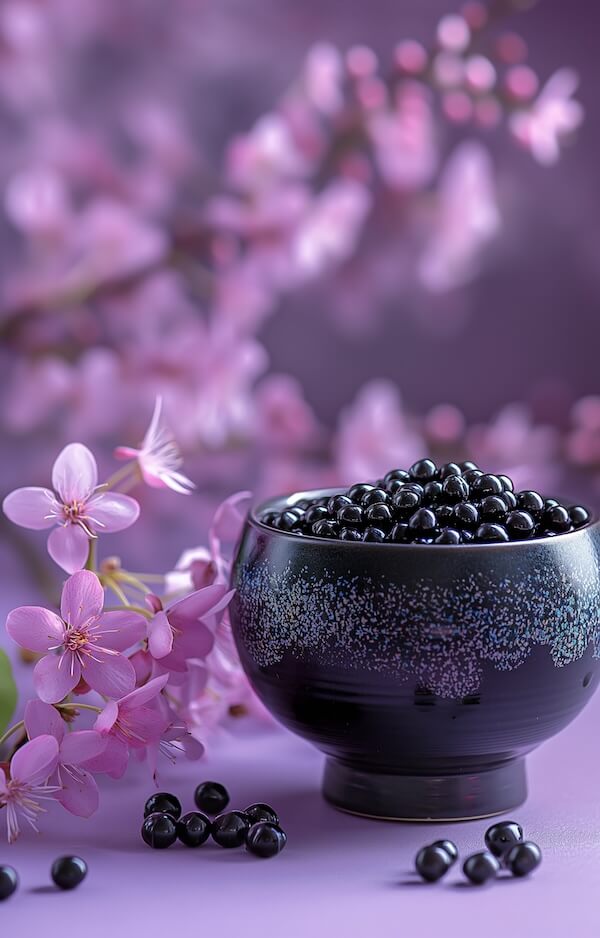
[0,720,25,749]
[86,538,97,572]
[57,703,102,714]
[102,462,137,491]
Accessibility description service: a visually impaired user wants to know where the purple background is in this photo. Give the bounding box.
[1,3,600,931]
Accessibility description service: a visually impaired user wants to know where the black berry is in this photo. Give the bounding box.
[340,526,362,541]
[361,487,389,507]
[245,803,280,825]
[570,505,590,528]
[475,523,509,542]
[312,519,338,538]
[337,504,363,526]
[364,502,393,526]
[415,844,452,882]
[484,820,524,858]
[545,505,571,533]
[304,505,328,526]
[439,462,463,479]
[0,866,18,901]
[393,488,422,518]
[388,522,410,542]
[516,490,545,519]
[463,851,499,885]
[505,841,542,877]
[409,458,437,483]
[142,812,178,849]
[194,781,230,815]
[327,494,353,515]
[362,526,386,542]
[51,856,88,890]
[347,483,374,502]
[212,811,251,848]
[177,811,212,847]
[453,501,479,529]
[383,469,410,486]
[442,475,469,503]
[408,508,437,536]
[423,480,443,504]
[144,792,181,820]
[431,839,459,863]
[246,822,287,858]
[471,474,503,498]
[506,510,535,539]
[435,528,461,544]
[479,495,508,523]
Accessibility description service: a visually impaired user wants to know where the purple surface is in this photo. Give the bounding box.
[1,569,599,937]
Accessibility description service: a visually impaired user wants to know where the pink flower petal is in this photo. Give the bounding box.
[119,673,169,711]
[82,649,136,699]
[129,649,153,685]
[114,446,139,461]
[86,492,140,533]
[160,622,213,672]
[34,652,81,703]
[6,606,64,652]
[57,766,99,818]
[94,700,119,736]
[209,490,251,554]
[24,699,65,742]
[122,706,168,746]
[2,487,58,530]
[52,442,98,503]
[11,734,59,784]
[95,610,146,651]
[82,735,128,779]
[148,610,173,659]
[47,524,90,573]
[60,570,104,627]
[168,583,230,629]
[60,730,106,764]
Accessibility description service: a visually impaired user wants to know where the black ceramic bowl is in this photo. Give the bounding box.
[229,489,600,821]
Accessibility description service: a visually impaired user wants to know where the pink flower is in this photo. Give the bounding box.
[2,442,140,573]
[369,82,437,190]
[84,675,170,780]
[0,735,60,842]
[291,180,371,280]
[6,570,145,703]
[335,380,424,482]
[147,583,234,674]
[24,700,106,818]
[510,68,583,166]
[467,404,559,492]
[114,396,195,495]
[254,374,319,452]
[418,141,500,292]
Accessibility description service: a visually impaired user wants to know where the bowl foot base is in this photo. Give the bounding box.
[322,757,527,822]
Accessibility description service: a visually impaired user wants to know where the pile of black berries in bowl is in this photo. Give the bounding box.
[259,459,591,544]
[229,459,600,821]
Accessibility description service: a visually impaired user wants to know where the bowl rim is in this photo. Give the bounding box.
[248,487,599,552]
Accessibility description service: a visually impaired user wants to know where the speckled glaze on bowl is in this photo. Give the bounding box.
[229,489,600,821]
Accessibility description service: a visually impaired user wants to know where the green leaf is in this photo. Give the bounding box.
[0,649,17,737]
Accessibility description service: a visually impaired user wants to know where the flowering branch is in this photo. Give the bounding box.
[0,397,252,842]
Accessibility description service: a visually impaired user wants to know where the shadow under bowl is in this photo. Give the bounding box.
[229,489,600,821]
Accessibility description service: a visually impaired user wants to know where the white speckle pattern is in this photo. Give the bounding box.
[234,553,600,698]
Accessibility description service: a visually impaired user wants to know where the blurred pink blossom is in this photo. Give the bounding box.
[335,380,424,482]
[302,42,344,115]
[254,374,319,451]
[418,140,500,292]
[566,396,600,468]
[510,68,583,166]
[369,82,437,190]
[467,403,560,491]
